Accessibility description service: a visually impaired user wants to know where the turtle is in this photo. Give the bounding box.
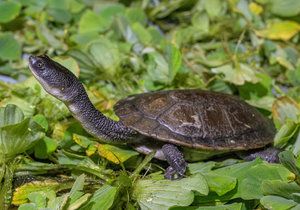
[28,54,279,179]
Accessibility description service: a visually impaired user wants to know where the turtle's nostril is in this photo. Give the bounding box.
[28,55,38,65]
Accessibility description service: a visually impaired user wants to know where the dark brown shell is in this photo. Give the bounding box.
[114,89,275,151]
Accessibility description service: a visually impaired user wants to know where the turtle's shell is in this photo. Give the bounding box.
[114,90,275,151]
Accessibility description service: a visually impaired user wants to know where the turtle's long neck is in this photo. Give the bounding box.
[66,84,137,143]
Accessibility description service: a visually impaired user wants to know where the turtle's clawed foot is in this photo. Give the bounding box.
[162,144,187,180]
[164,166,185,180]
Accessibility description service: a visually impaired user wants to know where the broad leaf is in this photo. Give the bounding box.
[133,173,209,210]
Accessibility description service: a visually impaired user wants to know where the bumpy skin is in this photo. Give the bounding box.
[28,55,136,142]
[162,144,187,179]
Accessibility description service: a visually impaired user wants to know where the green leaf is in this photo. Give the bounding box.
[69,174,85,200]
[57,153,113,181]
[274,121,299,148]
[12,180,71,206]
[32,114,48,132]
[0,1,21,23]
[0,33,21,61]
[88,39,121,75]
[126,7,147,25]
[34,137,58,159]
[204,0,224,19]
[165,43,182,81]
[80,185,117,210]
[211,63,259,85]
[0,104,24,127]
[286,66,300,86]
[204,172,237,196]
[79,10,110,33]
[272,96,300,126]
[278,151,300,178]
[53,56,80,77]
[133,173,209,210]
[145,51,170,84]
[213,159,291,200]
[18,203,38,210]
[262,180,300,199]
[261,195,297,210]
[27,192,47,208]
[270,0,300,17]
[0,105,44,161]
[195,202,243,210]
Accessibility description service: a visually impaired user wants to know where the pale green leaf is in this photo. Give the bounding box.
[133,173,209,210]
[261,195,297,210]
[270,0,300,17]
[0,104,24,127]
[211,63,259,85]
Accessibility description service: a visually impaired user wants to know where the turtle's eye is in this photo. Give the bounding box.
[36,61,45,69]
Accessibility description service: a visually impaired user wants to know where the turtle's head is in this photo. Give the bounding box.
[28,55,82,102]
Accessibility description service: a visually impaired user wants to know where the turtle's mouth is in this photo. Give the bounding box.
[28,55,41,79]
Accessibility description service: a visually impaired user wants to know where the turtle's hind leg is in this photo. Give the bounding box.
[162,144,187,179]
[239,147,281,163]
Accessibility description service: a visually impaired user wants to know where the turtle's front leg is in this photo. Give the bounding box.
[162,144,187,179]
